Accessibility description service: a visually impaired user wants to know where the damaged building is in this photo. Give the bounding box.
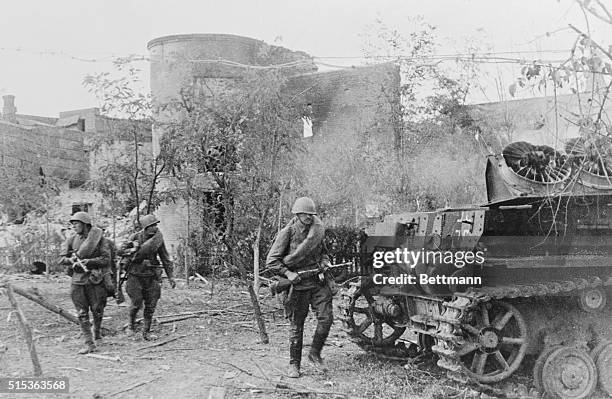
[147,33,401,251]
[0,95,151,225]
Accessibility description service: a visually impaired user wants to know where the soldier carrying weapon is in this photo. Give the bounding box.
[59,212,112,354]
[265,197,334,378]
[119,214,175,340]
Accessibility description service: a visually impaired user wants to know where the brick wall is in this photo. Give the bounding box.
[0,120,88,183]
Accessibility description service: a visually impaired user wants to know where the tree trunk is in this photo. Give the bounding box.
[186,193,191,286]
[277,190,283,233]
[252,208,267,293]
[133,129,140,222]
[223,239,269,344]
[5,284,42,376]
[247,283,268,343]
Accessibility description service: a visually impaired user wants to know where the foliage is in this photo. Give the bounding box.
[0,165,59,224]
[83,57,162,219]
[0,218,65,273]
[510,0,612,173]
[295,17,487,222]
[159,68,302,272]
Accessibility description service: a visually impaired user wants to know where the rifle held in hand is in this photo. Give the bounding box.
[268,261,352,295]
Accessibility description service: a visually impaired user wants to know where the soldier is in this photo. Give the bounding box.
[120,214,175,340]
[266,197,333,378]
[59,211,112,354]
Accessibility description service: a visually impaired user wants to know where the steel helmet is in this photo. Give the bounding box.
[291,197,317,215]
[70,211,92,225]
[139,214,160,229]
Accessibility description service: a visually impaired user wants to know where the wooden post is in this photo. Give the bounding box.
[5,284,42,376]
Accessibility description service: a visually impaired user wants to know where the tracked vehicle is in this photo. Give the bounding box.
[338,141,612,399]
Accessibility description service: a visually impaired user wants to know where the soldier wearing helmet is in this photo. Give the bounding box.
[266,197,333,378]
[119,214,175,340]
[59,211,112,354]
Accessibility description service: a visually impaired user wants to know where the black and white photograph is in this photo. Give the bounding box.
[1,1,612,398]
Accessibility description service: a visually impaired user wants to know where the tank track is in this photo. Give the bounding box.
[338,276,606,380]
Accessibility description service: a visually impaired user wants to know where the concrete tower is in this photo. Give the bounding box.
[147,33,315,252]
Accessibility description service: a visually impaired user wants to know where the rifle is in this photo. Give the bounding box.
[116,246,138,304]
[70,254,90,273]
[268,261,353,295]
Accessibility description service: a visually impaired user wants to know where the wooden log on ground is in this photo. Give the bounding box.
[10,285,79,324]
[10,286,114,334]
[5,284,42,376]
[157,315,200,324]
[135,334,188,351]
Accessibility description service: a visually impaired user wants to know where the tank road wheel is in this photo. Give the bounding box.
[591,340,612,396]
[340,286,405,349]
[534,346,562,391]
[541,346,597,399]
[458,301,528,383]
[577,287,607,313]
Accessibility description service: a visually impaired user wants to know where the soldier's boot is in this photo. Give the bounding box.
[126,307,138,336]
[93,316,103,340]
[286,363,300,378]
[307,332,328,372]
[287,337,302,378]
[142,317,157,341]
[77,319,96,354]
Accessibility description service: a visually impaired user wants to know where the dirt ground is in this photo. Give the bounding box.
[0,275,459,399]
[5,276,610,399]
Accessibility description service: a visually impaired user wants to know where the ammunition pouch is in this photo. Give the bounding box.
[88,268,104,285]
[73,264,86,274]
[326,271,339,295]
[103,269,116,297]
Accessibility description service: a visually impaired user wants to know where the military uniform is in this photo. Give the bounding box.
[59,212,112,353]
[266,197,332,377]
[120,214,174,340]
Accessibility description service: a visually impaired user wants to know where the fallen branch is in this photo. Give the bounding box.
[10,285,78,324]
[135,334,188,351]
[121,318,143,330]
[58,366,88,372]
[109,377,160,397]
[5,284,42,376]
[199,383,362,398]
[86,353,121,362]
[157,315,200,324]
[220,361,258,378]
[9,286,114,334]
[195,272,209,284]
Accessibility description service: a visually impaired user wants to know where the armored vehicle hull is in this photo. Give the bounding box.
[338,146,612,398]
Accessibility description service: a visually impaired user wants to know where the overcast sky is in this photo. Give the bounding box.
[1,0,610,116]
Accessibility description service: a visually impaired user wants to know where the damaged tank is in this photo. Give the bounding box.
[338,139,612,399]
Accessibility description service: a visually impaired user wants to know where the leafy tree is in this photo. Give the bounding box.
[512,0,612,174]
[0,165,57,224]
[159,68,304,343]
[83,57,163,224]
[296,17,488,221]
